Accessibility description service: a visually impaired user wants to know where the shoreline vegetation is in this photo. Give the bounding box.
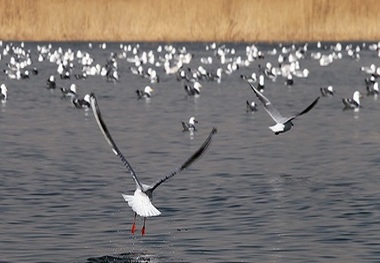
[0,0,379,42]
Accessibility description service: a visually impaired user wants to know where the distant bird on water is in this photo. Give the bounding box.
[285,74,293,86]
[366,82,379,96]
[60,83,77,98]
[257,74,265,92]
[320,86,334,97]
[136,86,154,99]
[89,93,217,236]
[246,100,258,112]
[46,75,56,90]
[1,83,7,102]
[184,81,201,96]
[181,116,198,132]
[342,90,362,111]
[72,94,91,109]
[245,80,320,135]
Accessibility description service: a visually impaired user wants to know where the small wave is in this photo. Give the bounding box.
[87,252,154,263]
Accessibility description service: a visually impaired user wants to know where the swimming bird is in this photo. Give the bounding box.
[285,74,293,86]
[184,81,201,96]
[60,83,77,98]
[257,74,265,92]
[245,80,320,135]
[32,67,39,75]
[136,86,154,99]
[20,70,30,79]
[72,94,91,109]
[146,68,159,83]
[320,85,334,97]
[246,100,258,112]
[106,68,119,82]
[342,90,362,110]
[89,93,217,236]
[319,53,334,66]
[1,83,7,102]
[74,72,87,80]
[46,75,56,90]
[181,117,198,132]
[366,82,379,96]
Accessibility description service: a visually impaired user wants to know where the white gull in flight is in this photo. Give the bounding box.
[245,80,320,135]
[90,93,217,235]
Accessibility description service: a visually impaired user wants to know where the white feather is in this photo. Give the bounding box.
[122,189,161,217]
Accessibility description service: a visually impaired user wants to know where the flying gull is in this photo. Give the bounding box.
[90,93,217,235]
[245,80,320,135]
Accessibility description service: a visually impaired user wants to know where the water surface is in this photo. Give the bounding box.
[1,42,380,262]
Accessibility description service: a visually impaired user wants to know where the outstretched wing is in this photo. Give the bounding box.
[89,93,144,190]
[149,127,217,192]
[286,96,320,122]
[245,80,285,123]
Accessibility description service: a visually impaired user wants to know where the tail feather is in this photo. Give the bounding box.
[122,193,161,217]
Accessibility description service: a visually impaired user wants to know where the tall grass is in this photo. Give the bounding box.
[0,0,379,42]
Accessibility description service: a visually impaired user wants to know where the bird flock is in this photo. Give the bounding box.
[1,40,380,235]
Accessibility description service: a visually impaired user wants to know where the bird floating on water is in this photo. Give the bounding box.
[181,116,198,132]
[136,86,154,99]
[285,74,294,86]
[89,93,217,236]
[46,75,56,90]
[320,85,334,97]
[1,83,7,102]
[245,80,320,135]
[366,82,379,96]
[184,81,201,96]
[72,94,91,109]
[60,83,77,98]
[246,100,258,112]
[257,74,265,92]
[342,90,362,111]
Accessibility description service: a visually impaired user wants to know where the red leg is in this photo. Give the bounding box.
[131,213,137,235]
[141,217,146,236]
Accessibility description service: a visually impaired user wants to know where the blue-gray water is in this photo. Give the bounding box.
[1,42,380,262]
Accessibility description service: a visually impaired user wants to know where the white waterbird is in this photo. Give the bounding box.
[245,80,320,135]
[90,93,217,235]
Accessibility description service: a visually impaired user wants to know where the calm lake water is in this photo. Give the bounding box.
[1,41,380,262]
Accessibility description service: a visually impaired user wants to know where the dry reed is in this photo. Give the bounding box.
[0,0,379,42]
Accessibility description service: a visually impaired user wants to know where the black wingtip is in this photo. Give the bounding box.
[298,96,320,116]
[313,96,321,105]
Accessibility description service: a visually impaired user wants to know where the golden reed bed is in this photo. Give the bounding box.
[0,0,379,42]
